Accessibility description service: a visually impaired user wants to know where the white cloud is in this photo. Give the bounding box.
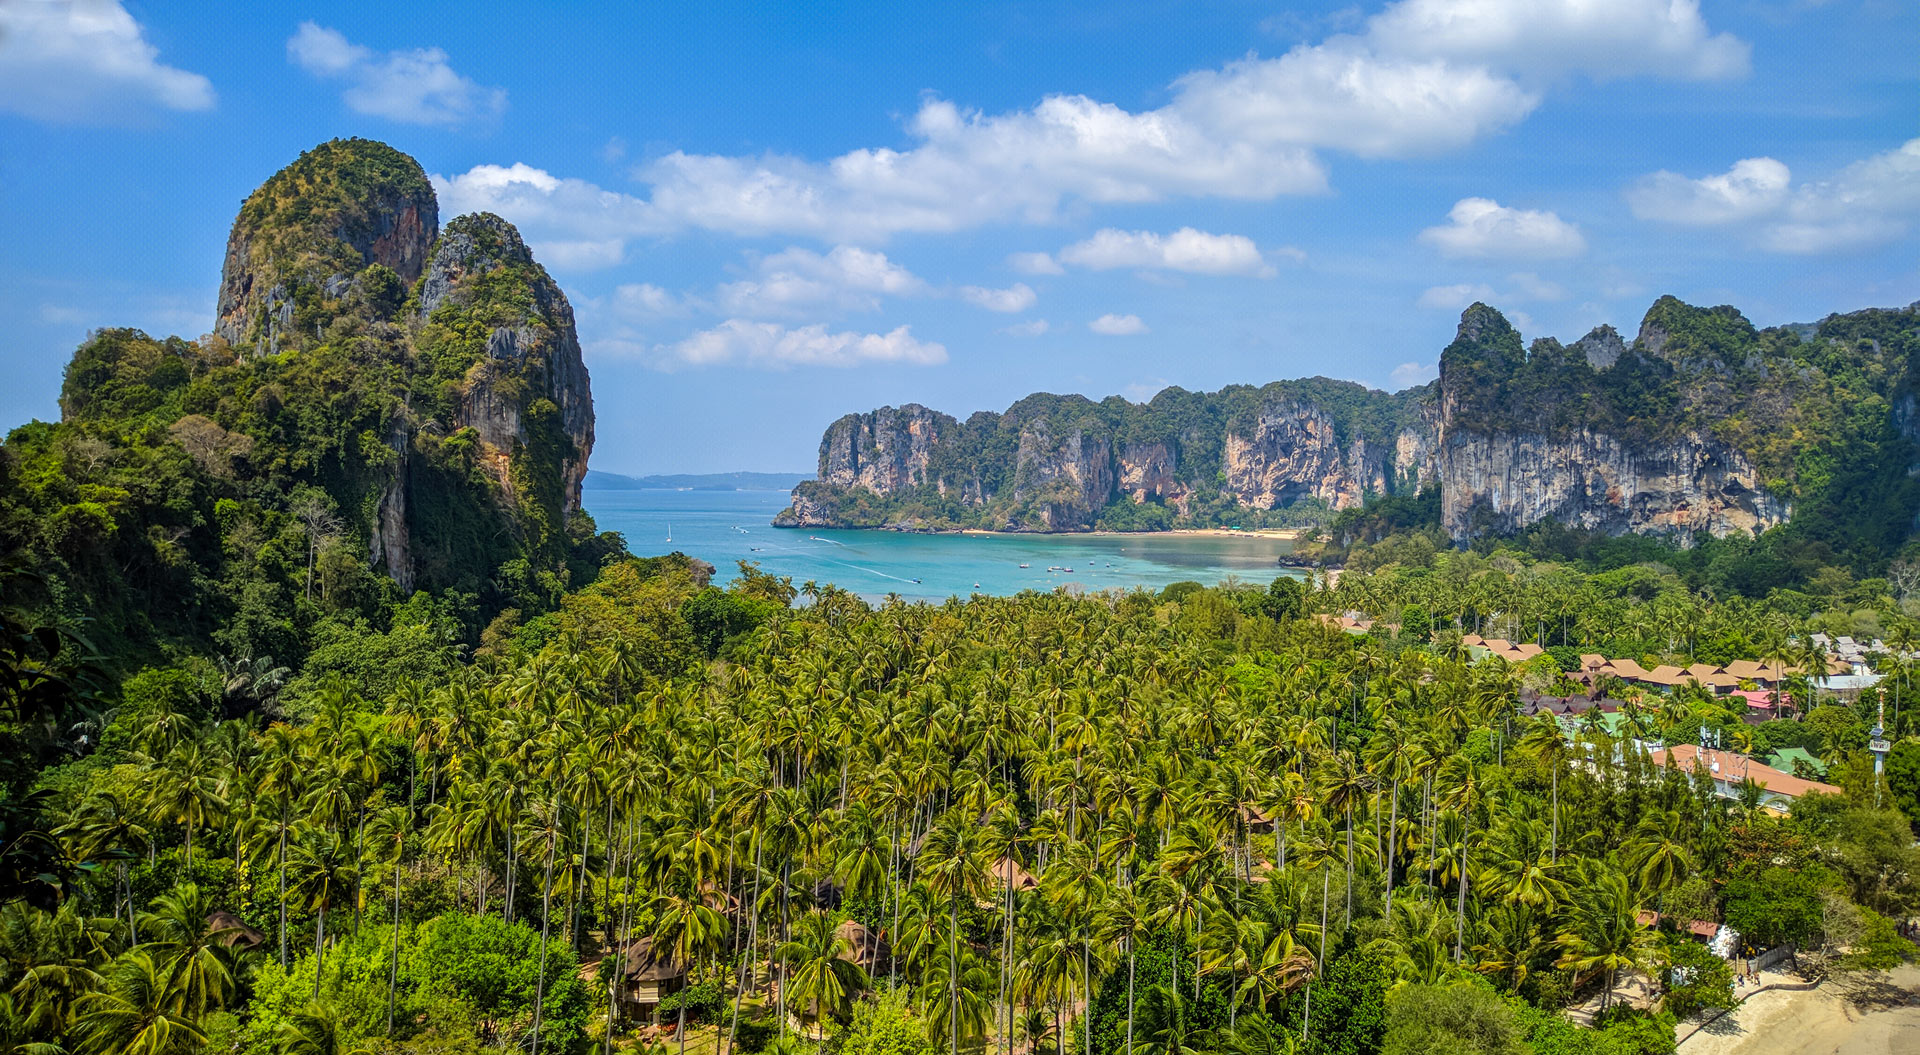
[1058,227,1273,276]
[999,319,1051,337]
[717,245,927,317]
[606,283,689,318]
[1089,313,1148,336]
[1008,252,1065,276]
[1418,197,1586,259]
[1417,283,1497,310]
[435,163,658,268]
[657,321,947,370]
[1626,157,1792,225]
[1367,0,1749,82]
[1626,140,1920,253]
[1506,272,1567,301]
[0,0,215,122]
[1169,41,1536,160]
[1418,272,1568,311]
[1766,139,1920,253]
[288,22,505,127]
[1389,361,1438,388]
[960,283,1038,313]
[425,0,1742,241]
[1123,379,1172,402]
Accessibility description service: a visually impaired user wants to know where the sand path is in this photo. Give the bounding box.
[1681,966,1920,1055]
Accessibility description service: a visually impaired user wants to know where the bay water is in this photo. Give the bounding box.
[584,486,1301,603]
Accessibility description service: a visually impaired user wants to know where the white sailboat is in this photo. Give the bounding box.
[665,521,672,543]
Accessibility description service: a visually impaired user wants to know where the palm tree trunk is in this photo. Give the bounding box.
[727,835,763,1055]
[388,854,403,1033]
[1125,939,1136,1055]
[1318,866,1330,972]
[531,823,558,1055]
[1453,849,1468,964]
[1385,784,1399,913]
[1550,765,1559,862]
[1344,808,1354,929]
[313,904,327,999]
[950,897,961,1055]
[278,824,288,968]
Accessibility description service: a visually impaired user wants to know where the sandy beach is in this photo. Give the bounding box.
[1681,967,1920,1055]
[956,527,1301,541]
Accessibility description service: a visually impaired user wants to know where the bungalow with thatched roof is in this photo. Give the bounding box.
[835,919,888,970]
[206,910,265,950]
[613,936,687,1011]
[990,856,1038,893]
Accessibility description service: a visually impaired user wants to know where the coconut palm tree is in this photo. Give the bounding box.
[72,952,206,1055]
[133,884,242,1019]
[920,810,991,1055]
[774,910,869,1028]
[287,827,358,999]
[1554,867,1655,1011]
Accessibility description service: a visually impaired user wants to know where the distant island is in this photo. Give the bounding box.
[588,469,813,491]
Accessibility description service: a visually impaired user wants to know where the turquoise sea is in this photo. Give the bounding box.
[584,486,1300,603]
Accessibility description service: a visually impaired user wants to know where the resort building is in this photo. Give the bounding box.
[1646,743,1842,812]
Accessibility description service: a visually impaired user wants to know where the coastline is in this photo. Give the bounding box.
[791,523,1302,541]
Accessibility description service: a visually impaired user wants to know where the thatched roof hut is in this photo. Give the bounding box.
[206,910,265,950]
[991,856,1038,892]
[835,919,888,969]
[615,937,688,1009]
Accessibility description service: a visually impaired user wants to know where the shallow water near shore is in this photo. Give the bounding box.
[584,486,1301,602]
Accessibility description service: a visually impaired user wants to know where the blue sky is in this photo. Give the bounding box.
[2,1,1915,474]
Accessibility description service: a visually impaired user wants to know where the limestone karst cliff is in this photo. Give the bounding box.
[46,139,603,621]
[781,298,1920,547]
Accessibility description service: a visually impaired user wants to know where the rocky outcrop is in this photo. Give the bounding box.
[783,298,1920,542]
[416,213,595,516]
[1010,418,1116,530]
[197,140,597,593]
[1437,427,1788,538]
[818,405,953,492]
[1223,398,1376,510]
[1117,441,1189,512]
[215,138,437,353]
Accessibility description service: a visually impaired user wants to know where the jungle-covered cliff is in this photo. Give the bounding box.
[0,139,617,665]
[780,297,1920,562]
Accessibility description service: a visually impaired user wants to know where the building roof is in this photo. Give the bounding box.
[1766,747,1828,777]
[206,910,265,949]
[1644,665,1689,686]
[835,920,888,967]
[1606,658,1651,680]
[991,856,1038,891]
[1647,743,1842,801]
[620,937,688,982]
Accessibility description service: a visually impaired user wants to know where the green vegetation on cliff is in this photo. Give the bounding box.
[0,140,617,672]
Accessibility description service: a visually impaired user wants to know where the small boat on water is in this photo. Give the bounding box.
[1018,563,1030,568]
[910,578,922,584]
[665,521,672,543]
[973,582,981,588]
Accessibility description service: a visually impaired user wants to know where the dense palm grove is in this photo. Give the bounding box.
[5,546,1919,1055]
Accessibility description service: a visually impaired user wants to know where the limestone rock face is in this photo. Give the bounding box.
[781,298,1920,541]
[415,213,596,516]
[1436,427,1788,538]
[214,139,437,353]
[818,405,953,492]
[1117,441,1189,512]
[1222,398,1373,510]
[1010,418,1116,530]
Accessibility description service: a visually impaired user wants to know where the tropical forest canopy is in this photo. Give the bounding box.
[4,137,1920,1055]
